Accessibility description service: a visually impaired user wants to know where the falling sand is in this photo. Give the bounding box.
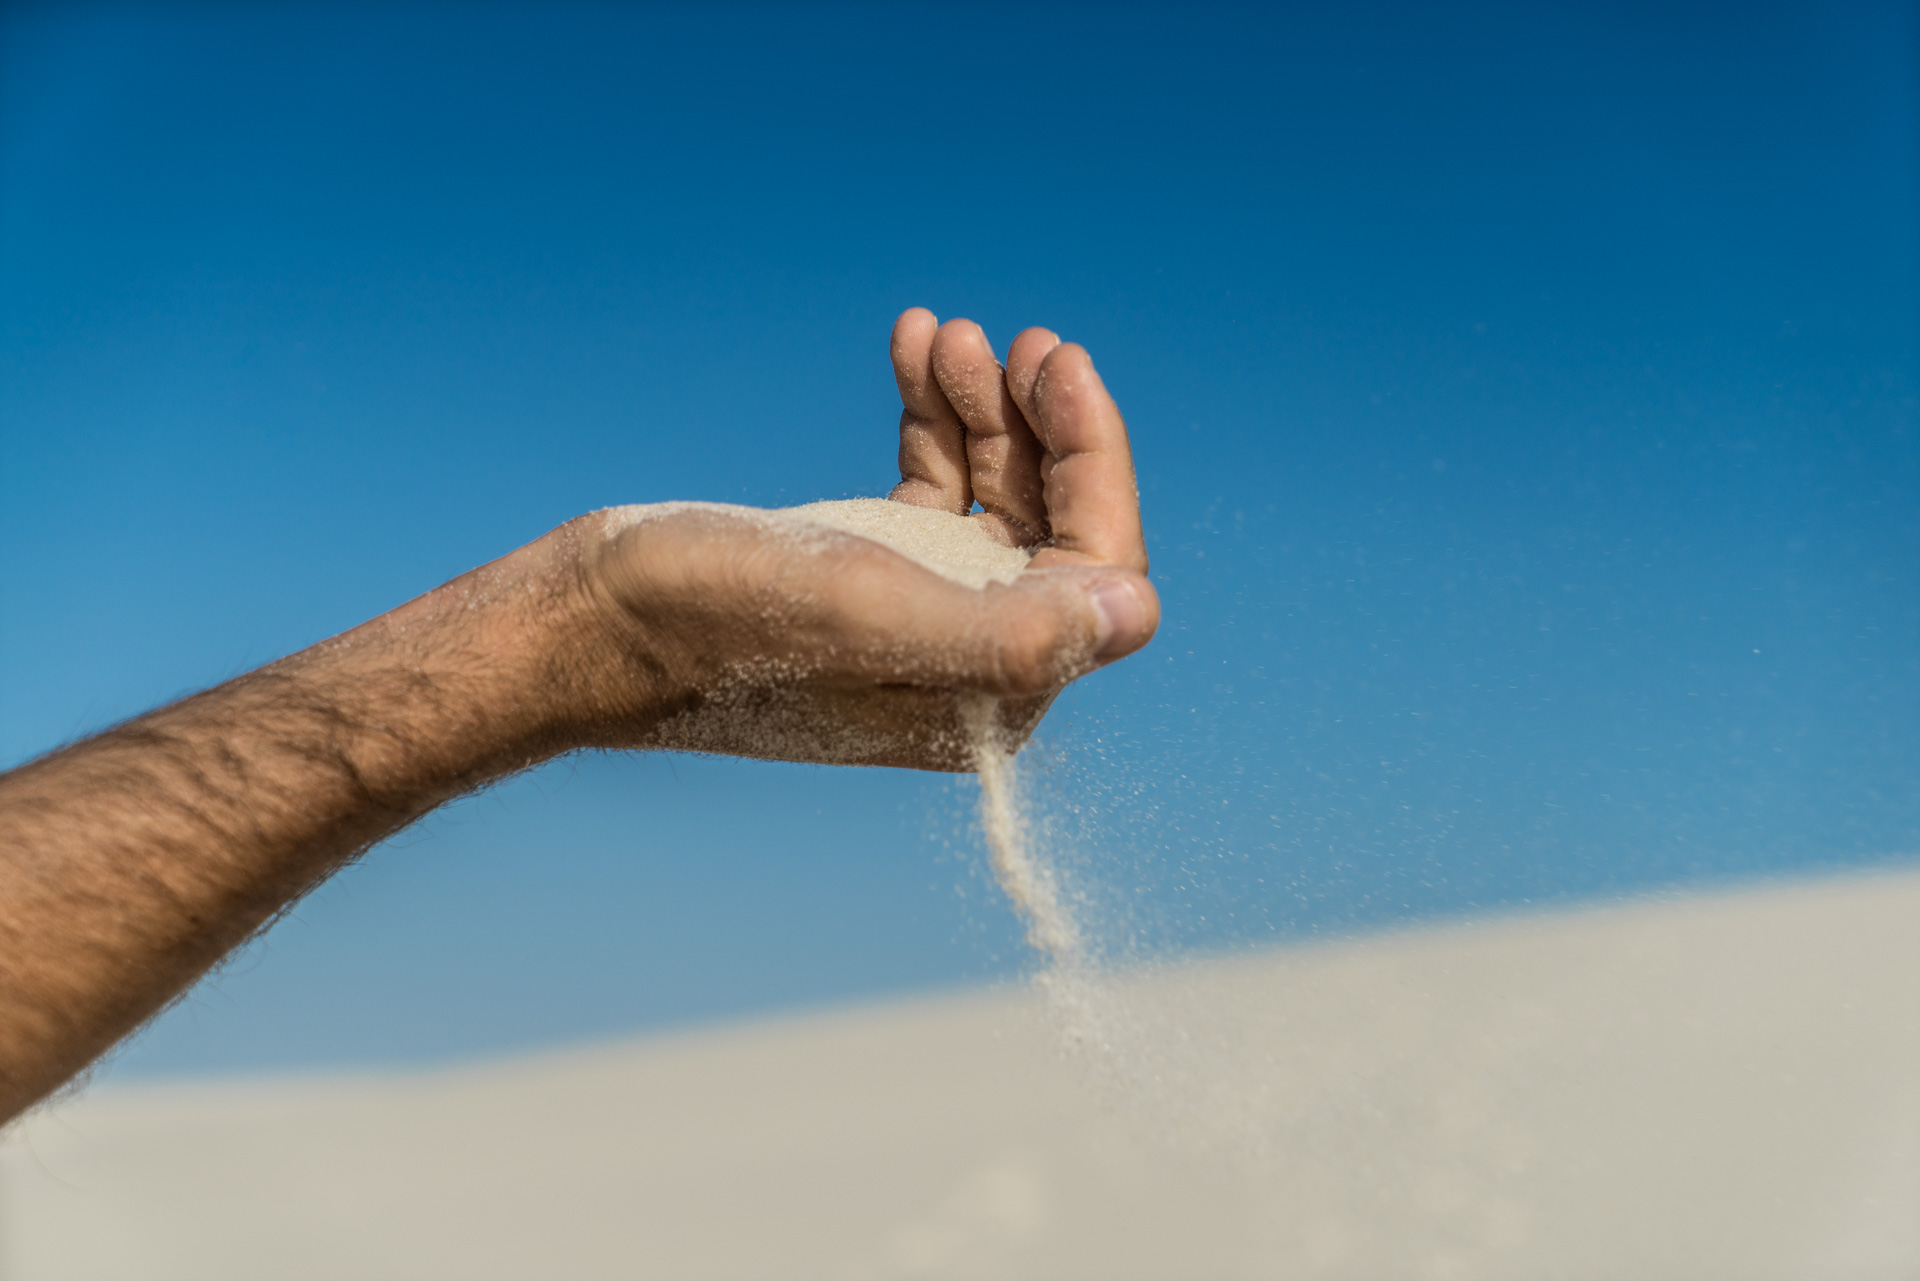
[775,501,1124,1079]
[781,500,1088,974]
[602,497,1086,984]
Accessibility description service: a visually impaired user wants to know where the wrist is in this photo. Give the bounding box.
[447,513,651,767]
[544,507,697,749]
[481,509,704,758]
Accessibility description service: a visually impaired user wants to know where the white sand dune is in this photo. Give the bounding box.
[4,869,1916,1279]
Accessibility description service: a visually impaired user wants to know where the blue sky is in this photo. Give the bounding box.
[2,1,1914,1077]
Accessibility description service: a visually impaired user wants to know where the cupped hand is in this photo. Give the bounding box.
[568,309,1160,770]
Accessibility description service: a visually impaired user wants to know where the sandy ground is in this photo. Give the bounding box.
[4,869,1916,1280]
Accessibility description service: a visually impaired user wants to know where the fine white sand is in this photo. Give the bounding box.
[5,868,1916,1279]
[781,499,1031,589]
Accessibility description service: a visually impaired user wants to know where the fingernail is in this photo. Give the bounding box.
[1088,579,1148,660]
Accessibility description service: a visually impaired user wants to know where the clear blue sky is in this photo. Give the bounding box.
[3,2,1914,1078]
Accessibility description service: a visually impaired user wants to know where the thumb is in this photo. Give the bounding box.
[830,559,1160,696]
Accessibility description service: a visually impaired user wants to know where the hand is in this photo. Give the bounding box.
[566,309,1160,770]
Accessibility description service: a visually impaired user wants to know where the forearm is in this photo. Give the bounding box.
[0,521,616,1120]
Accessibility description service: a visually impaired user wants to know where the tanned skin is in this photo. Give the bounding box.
[0,311,1158,1123]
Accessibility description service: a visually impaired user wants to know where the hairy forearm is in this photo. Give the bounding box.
[0,522,616,1120]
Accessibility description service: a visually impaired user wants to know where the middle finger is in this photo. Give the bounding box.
[930,318,1050,547]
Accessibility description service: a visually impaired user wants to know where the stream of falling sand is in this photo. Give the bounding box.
[960,693,1118,1064]
[961,694,1081,963]
[631,500,1118,1055]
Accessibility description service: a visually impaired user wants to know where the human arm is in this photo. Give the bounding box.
[0,313,1158,1121]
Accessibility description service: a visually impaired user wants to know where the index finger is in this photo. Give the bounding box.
[1012,341,1149,574]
